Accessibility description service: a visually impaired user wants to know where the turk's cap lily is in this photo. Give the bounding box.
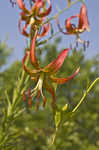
[17,0,51,37]
[23,40,80,110]
[56,4,90,49]
[57,4,90,35]
[29,32,80,82]
[66,4,90,34]
[56,15,79,35]
[27,36,80,78]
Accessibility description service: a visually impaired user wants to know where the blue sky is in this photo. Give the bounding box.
[0,0,99,67]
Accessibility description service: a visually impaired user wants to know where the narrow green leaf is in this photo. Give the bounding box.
[54,106,61,129]
[55,111,61,129]
[5,91,11,108]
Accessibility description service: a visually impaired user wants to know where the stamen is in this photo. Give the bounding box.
[28,88,32,107]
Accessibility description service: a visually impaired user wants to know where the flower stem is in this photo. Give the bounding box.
[72,77,99,113]
[12,53,30,107]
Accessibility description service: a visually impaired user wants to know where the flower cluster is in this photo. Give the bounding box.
[12,0,90,110]
[17,0,51,37]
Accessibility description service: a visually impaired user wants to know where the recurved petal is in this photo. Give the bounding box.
[38,22,50,37]
[50,67,80,84]
[65,14,79,34]
[38,0,52,17]
[30,31,40,69]
[18,19,29,37]
[33,0,44,15]
[16,0,25,9]
[43,49,69,73]
[35,0,44,8]
[23,51,41,75]
[22,24,29,37]
[16,0,29,13]
[78,4,90,32]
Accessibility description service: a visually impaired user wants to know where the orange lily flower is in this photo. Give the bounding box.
[66,4,90,35]
[22,32,80,110]
[17,0,52,37]
[57,4,90,46]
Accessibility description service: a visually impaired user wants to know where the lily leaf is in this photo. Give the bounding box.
[55,111,61,129]
[54,105,61,129]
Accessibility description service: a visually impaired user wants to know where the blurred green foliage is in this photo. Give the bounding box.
[0,39,13,67]
[0,38,99,150]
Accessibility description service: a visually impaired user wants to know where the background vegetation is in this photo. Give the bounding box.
[0,38,99,150]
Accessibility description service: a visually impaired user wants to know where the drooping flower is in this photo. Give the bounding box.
[57,4,90,47]
[22,31,80,110]
[17,0,52,37]
[66,4,90,35]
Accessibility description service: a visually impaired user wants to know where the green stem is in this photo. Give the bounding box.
[12,54,29,106]
[51,128,58,146]
[37,30,60,46]
[72,77,99,113]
